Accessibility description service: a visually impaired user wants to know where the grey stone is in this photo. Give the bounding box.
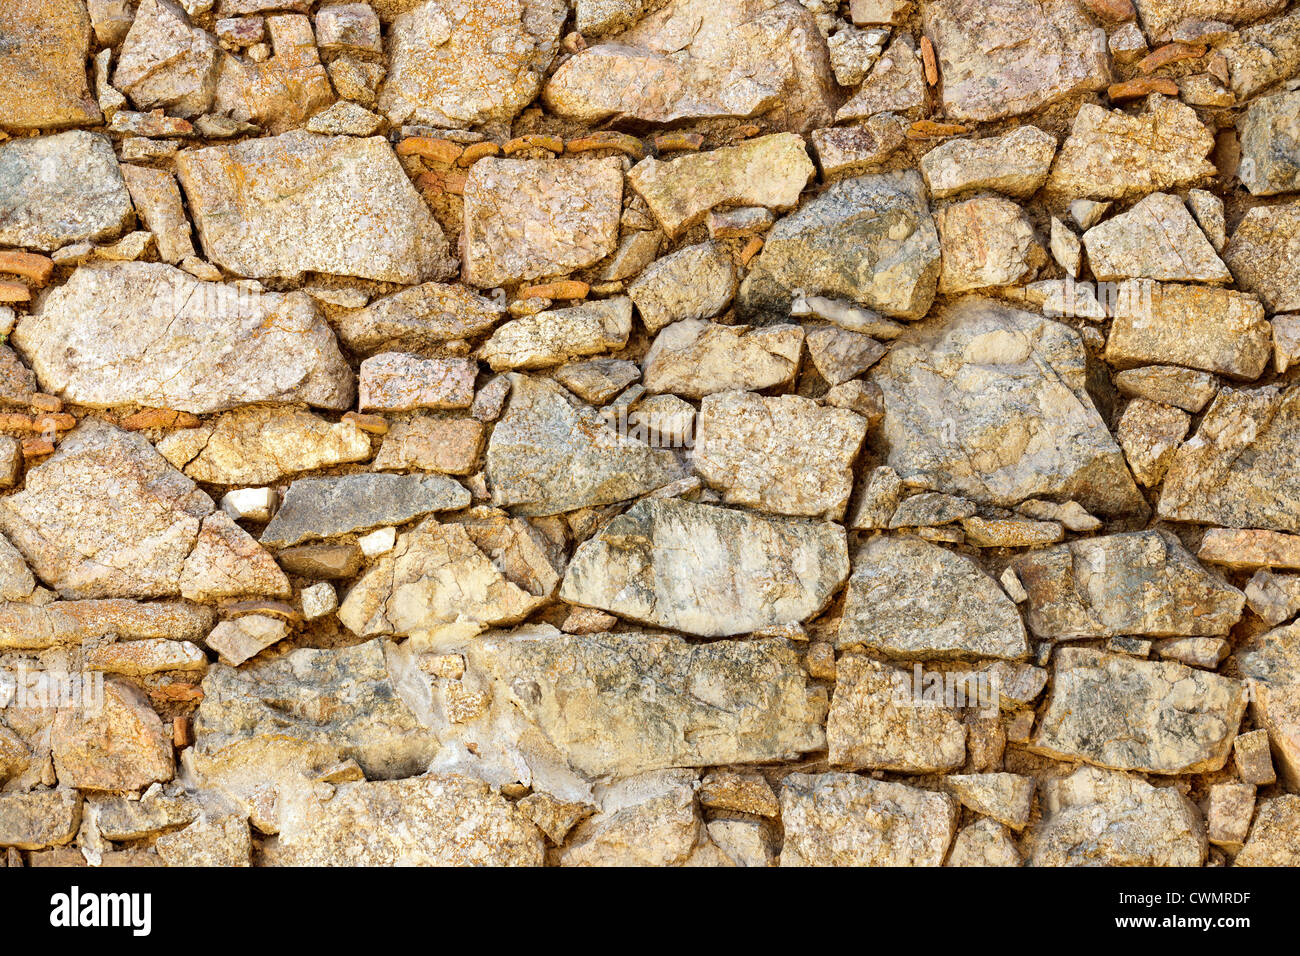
[260,473,470,547]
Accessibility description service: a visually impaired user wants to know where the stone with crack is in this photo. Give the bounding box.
[1116,398,1190,488]
[52,679,174,790]
[834,33,925,123]
[260,473,470,547]
[627,242,737,333]
[113,0,220,117]
[1222,201,1300,314]
[559,498,847,638]
[0,0,101,130]
[1083,193,1230,284]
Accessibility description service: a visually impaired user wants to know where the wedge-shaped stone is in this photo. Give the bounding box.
[1030,648,1246,774]
[921,0,1109,122]
[694,392,867,519]
[1222,8,1300,100]
[15,262,353,414]
[84,639,207,677]
[1114,365,1218,413]
[826,654,967,773]
[1235,620,1300,789]
[265,774,543,866]
[461,157,623,289]
[113,0,220,117]
[1083,193,1230,283]
[0,132,132,252]
[627,134,814,238]
[1103,281,1270,381]
[378,0,564,129]
[1133,0,1285,42]
[52,678,174,790]
[0,421,212,600]
[559,498,847,637]
[739,171,940,320]
[1236,795,1300,866]
[946,773,1034,830]
[159,407,372,485]
[780,772,958,867]
[839,535,1029,660]
[871,298,1144,515]
[0,0,100,131]
[180,512,290,602]
[334,282,503,355]
[485,374,684,516]
[1024,766,1206,866]
[834,33,924,123]
[467,628,827,778]
[627,242,737,333]
[1237,89,1300,197]
[0,600,213,651]
[1159,385,1300,533]
[260,473,470,548]
[642,320,803,399]
[920,126,1057,200]
[542,0,837,133]
[1046,96,1216,201]
[339,510,565,645]
[559,770,708,867]
[0,790,81,850]
[176,131,453,284]
[947,819,1020,867]
[1223,201,1300,313]
[1010,530,1244,639]
[480,297,632,371]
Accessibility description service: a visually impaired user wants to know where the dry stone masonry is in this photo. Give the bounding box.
[0,0,1298,869]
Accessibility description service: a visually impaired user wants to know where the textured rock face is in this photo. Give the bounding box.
[468,629,826,777]
[0,132,132,252]
[176,132,452,283]
[1238,88,1300,196]
[1010,531,1245,639]
[1083,193,1231,284]
[642,321,803,398]
[559,498,847,637]
[839,535,1028,660]
[922,0,1109,122]
[1223,201,1300,313]
[114,0,220,117]
[871,298,1144,516]
[739,172,941,320]
[15,263,354,414]
[543,0,837,133]
[1030,648,1246,774]
[0,0,101,131]
[260,473,470,547]
[461,158,623,288]
[920,127,1057,200]
[378,0,563,129]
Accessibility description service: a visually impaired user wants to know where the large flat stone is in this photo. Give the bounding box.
[0,0,101,131]
[176,131,453,284]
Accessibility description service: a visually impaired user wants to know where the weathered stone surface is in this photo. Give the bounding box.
[180,512,290,602]
[642,320,803,399]
[839,535,1029,660]
[1117,397,1189,488]
[114,0,220,117]
[543,0,837,133]
[468,628,827,777]
[1046,96,1216,200]
[810,114,909,179]
[1234,620,1300,789]
[16,263,353,414]
[559,770,706,866]
[1200,528,1300,571]
[1132,0,1284,42]
[1159,385,1300,533]
[780,772,958,866]
[176,131,453,284]
[0,132,132,252]
[870,298,1144,515]
[1011,531,1244,639]
[121,165,196,265]
[826,653,966,772]
[804,325,886,386]
[358,354,476,412]
[920,127,1057,200]
[0,534,34,602]
[1084,193,1230,284]
[921,0,1109,122]
[559,498,847,637]
[1238,89,1300,197]
[935,196,1045,294]
[739,171,940,320]
[1222,8,1300,100]
[1236,795,1300,866]
[461,158,623,288]
[212,13,335,134]
[155,814,252,867]
[269,774,543,866]
[834,33,924,123]
[52,679,174,790]
[627,243,736,333]
[1114,365,1218,413]
[0,0,100,130]
[627,134,814,239]
[0,790,81,850]
[1223,201,1300,313]
[0,347,36,408]
[206,614,289,666]
[0,599,214,651]
[339,511,564,644]
[372,417,484,475]
[947,819,1021,866]
[1104,281,1270,381]
[85,638,207,676]
[1030,648,1246,774]
[693,392,866,519]
[260,473,470,547]
[0,421,213,599]
[1025,766,1206,866]
[333,282,503,355]
[699,770,780,817]
[379,0,563,129]
[162,408,371,485]
[480,298,632,371]
[946,773,1034,830]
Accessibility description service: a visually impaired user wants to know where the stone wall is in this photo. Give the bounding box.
[0,0,1299,866]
